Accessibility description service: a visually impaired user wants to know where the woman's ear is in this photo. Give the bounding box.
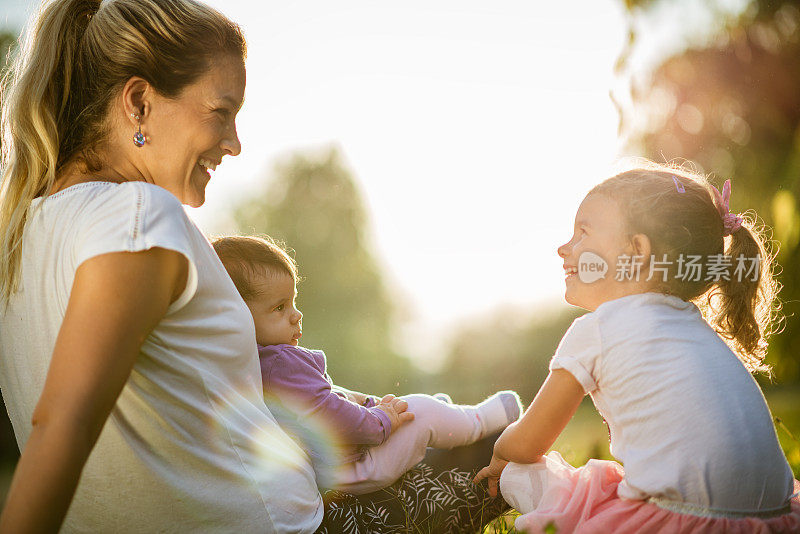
[120,76,151,124]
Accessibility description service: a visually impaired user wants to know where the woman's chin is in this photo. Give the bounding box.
[183,185,207,207]
[185,195,205,208]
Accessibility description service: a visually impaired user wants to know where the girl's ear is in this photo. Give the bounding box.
[629,233,652,266]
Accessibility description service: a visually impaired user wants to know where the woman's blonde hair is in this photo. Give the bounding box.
[0,0,246,303]
[590,162,782,373]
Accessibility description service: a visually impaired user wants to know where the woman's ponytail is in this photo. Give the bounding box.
[0,0,100,303]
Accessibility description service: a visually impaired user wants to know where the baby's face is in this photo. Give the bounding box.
[244,270,303,346]
[557,193,640,311]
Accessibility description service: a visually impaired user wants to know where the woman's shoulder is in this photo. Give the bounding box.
[31,181,200,273]
[38,181,185,222]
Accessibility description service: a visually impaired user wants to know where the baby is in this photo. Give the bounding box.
[213,235,522,494]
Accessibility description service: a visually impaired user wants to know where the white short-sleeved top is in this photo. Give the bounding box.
[0,182,323,533]
[550,292,794,512]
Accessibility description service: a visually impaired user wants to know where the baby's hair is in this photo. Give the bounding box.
[212,235,298,301]
[590,162,781,373]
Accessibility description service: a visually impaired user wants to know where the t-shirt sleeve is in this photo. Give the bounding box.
[72,183,198,315]
[549,313,602,393]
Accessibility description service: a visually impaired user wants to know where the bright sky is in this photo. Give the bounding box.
[191,1,629,365]
[2,0,745,367]
[0,0,627,366]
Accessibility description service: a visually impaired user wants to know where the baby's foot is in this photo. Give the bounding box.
[475,391,522,437]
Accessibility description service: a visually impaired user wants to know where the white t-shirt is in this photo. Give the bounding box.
[0,182,324,533]
[550,292,794,512]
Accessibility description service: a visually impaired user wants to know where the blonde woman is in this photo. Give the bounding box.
[0,0,505,531]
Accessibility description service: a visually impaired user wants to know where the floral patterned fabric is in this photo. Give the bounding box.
[315,463,508,533]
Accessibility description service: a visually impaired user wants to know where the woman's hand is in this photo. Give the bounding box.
[375,394,415,434]
[0,248,188,534]
[473,453,508,498]
[332,386,370,406]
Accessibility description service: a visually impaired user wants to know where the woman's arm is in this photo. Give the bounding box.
[474,369,584,496]
[0,248,188,533]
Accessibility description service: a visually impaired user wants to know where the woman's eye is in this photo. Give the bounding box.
[274,304,284,312]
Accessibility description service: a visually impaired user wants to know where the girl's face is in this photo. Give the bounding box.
[557,193,648,311]
[139,54,245,207]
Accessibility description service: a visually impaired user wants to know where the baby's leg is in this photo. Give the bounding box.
[334,393,520,494]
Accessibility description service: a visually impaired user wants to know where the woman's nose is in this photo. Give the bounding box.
[221,124,242,157]
[557,241,570,258]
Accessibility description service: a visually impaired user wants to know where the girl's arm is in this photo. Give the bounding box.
[474,369,584,496]
[0,248,188,533]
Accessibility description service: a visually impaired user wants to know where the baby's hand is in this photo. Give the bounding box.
[375,394,414,432]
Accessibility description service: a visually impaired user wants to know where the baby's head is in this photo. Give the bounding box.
[559,162,780,371]
[212,235,303,347]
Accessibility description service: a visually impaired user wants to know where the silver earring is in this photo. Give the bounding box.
[132,113,145,147]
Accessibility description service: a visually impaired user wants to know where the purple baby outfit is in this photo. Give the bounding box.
[258,344,392,448]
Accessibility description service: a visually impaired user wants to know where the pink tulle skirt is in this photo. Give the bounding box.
[500,452,800,533]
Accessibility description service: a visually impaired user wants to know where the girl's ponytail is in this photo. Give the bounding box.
[708,216,782,374]
[0,0,100,303]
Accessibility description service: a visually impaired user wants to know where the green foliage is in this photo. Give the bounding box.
[0,31,18,154]
[0,32,15,70]
[233,146,414,395]
[439,305,582,405]
[620,1,800,382]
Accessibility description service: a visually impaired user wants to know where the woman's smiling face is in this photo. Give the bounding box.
[142,54,245,207]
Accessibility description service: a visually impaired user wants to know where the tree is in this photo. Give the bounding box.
[438,305,582,405]
[0,30,19,154]
[233,146,415,394]
[618,1,800,380]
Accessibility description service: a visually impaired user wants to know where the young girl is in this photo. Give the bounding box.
[212,235,522,494]
[475,165,800,532]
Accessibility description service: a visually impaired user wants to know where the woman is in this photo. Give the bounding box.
[0,0,505,532]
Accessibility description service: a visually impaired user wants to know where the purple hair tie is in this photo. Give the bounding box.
[672,175,686,193]
[709,179,743,236]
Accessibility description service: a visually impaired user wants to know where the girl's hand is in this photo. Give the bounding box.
[375,395,415,433]
[473,454,509,498]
